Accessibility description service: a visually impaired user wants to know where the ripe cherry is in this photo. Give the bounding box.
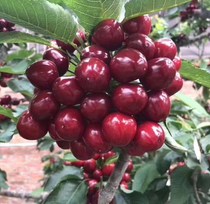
[80,93,112,122]
[122,15,152,35]
[113,84,148,115]
[143,90,171,122]
[92,19,124,51]
[122,173,131,183]
[102,164,115,178]
[92,169,103,182]
[43,48,69,76]
[52,77,84,106]
[48,123,62,141]
[54,108,84,141]
[102,113,137,147]
[141,57,176,91]
[110,48,148,83]
[26,60,59,90]
[173,56,182,71]
[17,111,48,140]
[126,161,134,173]
[124,141,145,156]
[56,140,71,150]
[0,95,12,105]
[76,58,111,93]
[84,159,97,173]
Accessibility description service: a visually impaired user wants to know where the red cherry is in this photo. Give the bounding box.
[17,111,48,140]
[134,122,165,152]
[173,56,182,71]
[88,180,98,195]
[125,33,155,60]
[81,93,112,122]
[56,140,71,150]
[71,161,85,168]
[43,48,69,76]
[48,123,63,141]
[126,161,134,173]
[52,77,84,106]
[76,58,111,93]
[54,108,85,141]
[92,19,124,51]
[70,139,94,160]
[102,151,116,161]
[122,173,131,183]
[120,181,129,189]
[26,60,59,90]
[102,164,115,178]
[124,141,145,156]
[143,90,171,122]
[29,91,60,121]
[0,95,12,105]
[81,45,111,64]
[164,72,183,96]
[92,169,103,182]
[84,159,97,173]
[102,113,137,147]
[83,123,112,154]
[141,57,176,91]
[110,48,148,83]
[113,84,148,115]
[122,15,152,35]
[154,39,177,60]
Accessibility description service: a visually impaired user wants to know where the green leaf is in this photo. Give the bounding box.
[63,0,126,32]
[44,166,83,191]
[6,50,35,62]
[180,61,210,88]
[125,0,191,19]
[133,162,160,193]
[0,106,15,120]
[0,169,8,189]
[0,122,16,143]
[63,152,79,162]
[0,32,52,46]
[44,179,87,204]
[37,137,54,151]
[0,0,78,43]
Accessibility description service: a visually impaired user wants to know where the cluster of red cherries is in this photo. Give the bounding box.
[0,18,15,32]
[17,14,183,160]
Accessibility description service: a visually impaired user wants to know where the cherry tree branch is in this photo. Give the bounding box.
[98,151,130,204]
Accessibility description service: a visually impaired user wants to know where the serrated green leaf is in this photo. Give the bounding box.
[0,169,8,189]
[0,0,78,43]
[180,61,210,89]
[0,122,16,143]
[44,179,87,204]
[0,32,52,46]
[0,106,15,120]
[125,0,191,19]
[63,0,126,32]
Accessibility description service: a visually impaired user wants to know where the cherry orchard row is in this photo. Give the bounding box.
[17,15,184,160]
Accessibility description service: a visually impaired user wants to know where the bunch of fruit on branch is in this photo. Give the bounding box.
[17,14,183,160]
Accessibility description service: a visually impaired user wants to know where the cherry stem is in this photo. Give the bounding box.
[98,151,130,204]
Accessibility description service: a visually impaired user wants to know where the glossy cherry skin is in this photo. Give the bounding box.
[83,123,112,153]
[133,122,165,152]
[102,113,137,147]
[43,48,69,76]
[26,60,59,90]
[102,164,115,178]
[48,123,63,141]
[81,45,111,64]
[173,56,182,71]
[52,77,84,106]
[92,19,124,51]
[154,39,177,60]
[110,48,148,83]
[76,58,111,93]
[143,90,171,122]
[113,84,148,115]
[124,141,145,156]
[125,33,155,60]
[122,173,131,183]
[54,108,85,141]
[141,57,176,91]
[126,161,134,173]
[84,159,97,173]
[70,139,94,160]
[164,72,183,96]
[122,15,152,35]
[29,91,60,121]
[93,169,103,182]
[17,111,48,140]
[81,93,112,122]
[56,140,71,150]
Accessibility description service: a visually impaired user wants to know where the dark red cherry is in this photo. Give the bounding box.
[43,48,69,76]
[56,140,71,150]
[0,95,12,105]
[133,122,165,152]
[164,72,183,96]
[143,90,171,122]
[113,84,148,115]
[122,15,152,35]
[141,57,176,91]
[93,169,103,182]
[81,93,112,122]
[26,60,59,90]
[102,164,115,178]
[84,159,97,173]
[126,161,134,173]
[17,111,48,140]
[29,91,60,121]
[81,45,111,64]
[0,19,7,29]
[125,33,155,60]
[110,48,148,83]
[92,19,124,51]
[48,123,63,141]
[102,113,137,147]
[154,39,177,60]
[52,77,84,106]
[76,58,111,93]
[83,123,112,154]
[122,173,131,183]
[173,56,182,71]
[124,141,145,156]
[70,139,94,160]
[54,108,85,141]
